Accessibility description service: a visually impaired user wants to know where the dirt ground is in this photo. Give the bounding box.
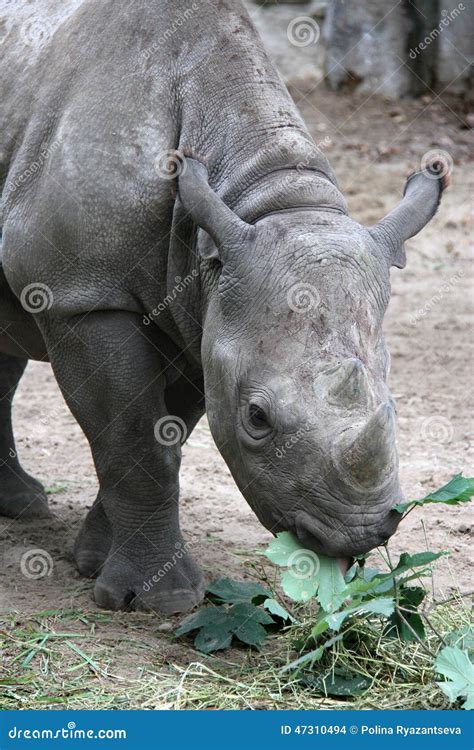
[1,87,472,680]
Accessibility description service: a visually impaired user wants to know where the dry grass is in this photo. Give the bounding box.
[0,596,470,710]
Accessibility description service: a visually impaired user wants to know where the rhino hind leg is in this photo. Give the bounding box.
[0,353,50,519]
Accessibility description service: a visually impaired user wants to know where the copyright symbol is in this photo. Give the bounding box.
[350,725,358,734]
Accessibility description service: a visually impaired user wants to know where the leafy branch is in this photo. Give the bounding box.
[175,474,473,707]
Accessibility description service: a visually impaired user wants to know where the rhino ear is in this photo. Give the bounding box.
[368,160,450,269]
[178,158,253,260]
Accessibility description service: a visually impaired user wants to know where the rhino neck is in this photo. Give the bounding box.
[175,1,346,221]
[228,166,348,222]
[184,128,347,222]
[211,129,347,221]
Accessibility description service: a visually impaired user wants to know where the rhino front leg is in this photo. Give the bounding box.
[73,492,112,578]
[73,375,206,579]
[41,311,205,614]
[0,353,50,519]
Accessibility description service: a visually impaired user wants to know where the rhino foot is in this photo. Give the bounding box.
[92,548,205,615]
[73,497,112,578]
[0,472,51,519]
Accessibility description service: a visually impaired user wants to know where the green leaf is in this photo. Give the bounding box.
[445,627,474,657]
[45,485,67,495]
[301,669,371,697]
[264,531,303,566]
[435,645,474,710]
[316,555,347,612]
[265,533,349,608]
[399,585,426,608]
[176,601,274,653]
[394,473,474,513]
[263,598,296,623]
[227,601,275,627]
[194,626,233,653]
[344,551,447,598]
[319,597,395,633]
[360,567,395,594]
[281,570,318,602]
[230,618,268,648]
[174,606,227,637]
[280,646,325,674]
[383,584,426,641]
[385,611,425,642]
[206,578,270,605]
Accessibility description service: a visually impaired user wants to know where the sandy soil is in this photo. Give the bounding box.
[1,87,472,629]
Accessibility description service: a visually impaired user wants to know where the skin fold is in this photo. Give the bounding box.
[0,0,447,613]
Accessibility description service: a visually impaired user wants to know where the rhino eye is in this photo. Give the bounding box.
[240,394,274,444]
[249,403,269,429]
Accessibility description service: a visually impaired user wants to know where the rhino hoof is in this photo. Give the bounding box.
[74,548,109,579]
[0,486,51,520]
[92,557,205,614]
[133,585,206,615]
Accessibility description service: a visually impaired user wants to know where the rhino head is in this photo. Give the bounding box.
[179,158,447,561]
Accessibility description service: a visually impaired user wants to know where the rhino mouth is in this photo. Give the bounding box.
[293,508,398,559]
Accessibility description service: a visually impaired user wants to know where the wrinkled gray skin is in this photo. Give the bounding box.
[0,0,446,613]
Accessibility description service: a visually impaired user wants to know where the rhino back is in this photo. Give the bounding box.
[0,1,334,354]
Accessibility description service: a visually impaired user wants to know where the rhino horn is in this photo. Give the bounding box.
[328,357,370,405]
[339,403,396,489]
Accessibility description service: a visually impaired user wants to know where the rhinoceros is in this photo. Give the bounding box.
[0,0,447,613]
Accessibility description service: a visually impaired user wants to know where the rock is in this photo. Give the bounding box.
[464,113,474,129]
[156,621,174,633]
[434,135,455,149]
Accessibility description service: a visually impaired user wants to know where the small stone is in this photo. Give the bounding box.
[434,135,454,149]
[464,113,474,129]
[156,621,174,633]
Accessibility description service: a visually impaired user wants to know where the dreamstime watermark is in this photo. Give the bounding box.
[296,135,332,170]
[287,16,320,47]
[154,415,187,445]
[142,539,194,592]
[20,283,54,313]
[154,148,187,180]
[39,405,63,427]
[2,446,18,463]
[287,282,320,313]
[287,549,320,579]
[419,416,454,445]
[20,548,53,579]
[9,136,64,193]
[271,135,332,175]
[275,423,311,459]
[143,270,198,325]
[0,14,13,46]
[141,3,198,62]
[8,724,126,741]
[274,135,334,203]
[409,270,463,326]
[421,149,453,182]
[409,4,465,59]
[20,15,54,47]
[416,336,452,369]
